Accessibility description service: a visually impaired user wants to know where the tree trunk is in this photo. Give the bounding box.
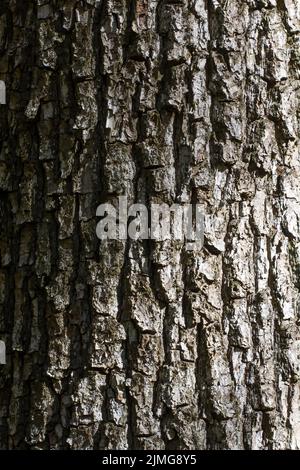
[0,0,300,450]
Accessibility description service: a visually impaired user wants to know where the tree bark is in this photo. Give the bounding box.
[0,0,300,450]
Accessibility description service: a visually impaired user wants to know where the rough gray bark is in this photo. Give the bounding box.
[0,0,300,450]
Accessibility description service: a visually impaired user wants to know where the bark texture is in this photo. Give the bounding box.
[0,0,300,450]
